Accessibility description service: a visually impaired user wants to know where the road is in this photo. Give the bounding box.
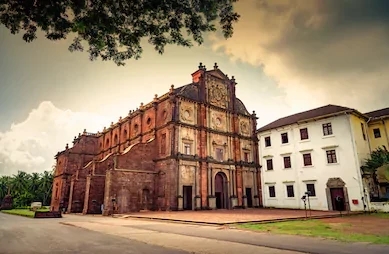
[0,213,187,254]
[0,213,300,254]
[1,213,389,254]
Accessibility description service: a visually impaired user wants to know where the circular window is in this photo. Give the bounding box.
[146,117,151,125]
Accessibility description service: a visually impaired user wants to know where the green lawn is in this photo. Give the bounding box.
[1,208,50,218]
[238,215,389,245]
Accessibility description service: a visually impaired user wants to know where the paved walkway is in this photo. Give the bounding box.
[62,214,389,254]
[117,208,352,225]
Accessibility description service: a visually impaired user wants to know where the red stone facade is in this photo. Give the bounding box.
[51,63,261,215]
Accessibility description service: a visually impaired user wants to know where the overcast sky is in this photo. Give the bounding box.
[0,0,388,176]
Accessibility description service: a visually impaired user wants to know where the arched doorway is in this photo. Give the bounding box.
[215,172,228,209]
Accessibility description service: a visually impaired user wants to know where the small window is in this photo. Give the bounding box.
[300,128,309,140]
[265,137,271,147]
[269,186,276,197]
[326,149,337,164]
[374,128,381,138]
[216,148,224,161]
[306,183,316,197]
[123,129,128,139]
[303,153,312,166]
[286,185,295,197]
[146,117,152,125]
[361,123,366,140]
[184,143,192,155]
[283,156,291,168]
[281,133,289,144]
[244,152,249,162]
[322,123,333,136]
[266,159,273,170]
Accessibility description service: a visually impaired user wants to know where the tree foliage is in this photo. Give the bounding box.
[0,0,240,65]
[0,170,53,207]
[361,146,389,173]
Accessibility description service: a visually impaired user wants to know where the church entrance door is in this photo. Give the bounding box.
[215,172,228,209]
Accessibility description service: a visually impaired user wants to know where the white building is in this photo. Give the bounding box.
[256,105,371,212]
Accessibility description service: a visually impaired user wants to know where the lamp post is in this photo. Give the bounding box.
[301,195,307,219]
[305,191,312,217]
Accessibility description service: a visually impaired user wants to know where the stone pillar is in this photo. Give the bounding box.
[208,167,216,209]
[103,171,112,216]
[67,179,75,213]
[230,168,238,208]
[242,169,247,208]
[177,166,183,210]
[195,166,201,210]
[253,170,260,207]
[82,175,91,214]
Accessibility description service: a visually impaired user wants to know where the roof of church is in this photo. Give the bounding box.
[257,104,359,133]
[365,107,389,118]
[174,83,251,116]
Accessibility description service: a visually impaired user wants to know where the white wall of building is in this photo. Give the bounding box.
[258,114,366,212]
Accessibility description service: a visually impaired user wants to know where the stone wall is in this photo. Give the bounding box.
[103,170,157,214]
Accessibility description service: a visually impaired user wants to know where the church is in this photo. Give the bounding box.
[50,63,261,215]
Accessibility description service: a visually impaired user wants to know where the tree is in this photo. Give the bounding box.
[0,0,240,66]
[0,170,53,207]
[361,146,389,174]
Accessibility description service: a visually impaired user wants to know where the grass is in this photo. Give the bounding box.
[238,214,389,245]
[1,208,50,218]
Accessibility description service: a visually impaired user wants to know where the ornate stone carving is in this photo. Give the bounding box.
[208,77,228,108]
[180,105,194,122]
[240,120,250,135]
[326,177,346,188]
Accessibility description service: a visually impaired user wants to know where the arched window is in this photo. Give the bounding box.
[114,134,118,145]
[123,129,128,138]
[106,138,110,147]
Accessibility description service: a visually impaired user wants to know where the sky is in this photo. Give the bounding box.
[0,0,388,176]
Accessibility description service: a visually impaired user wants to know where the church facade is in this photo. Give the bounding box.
[50,63,261,215]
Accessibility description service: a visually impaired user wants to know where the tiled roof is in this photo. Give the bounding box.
[365,107,389,118]
[257,104,356,133]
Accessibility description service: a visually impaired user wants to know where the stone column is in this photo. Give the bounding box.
[82,176,91,214]
[253,170,259,207]
[177,165,183,210]
[208,167,216,209]
[67,179,75,213]
[230,169,238,208]
[242,169,247,208]
[195,166,201,210]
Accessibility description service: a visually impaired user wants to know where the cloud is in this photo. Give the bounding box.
[210,0,389,122]
[0,101,110,176]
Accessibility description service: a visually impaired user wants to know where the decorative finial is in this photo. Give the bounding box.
[214,62,218,70]
[226,74,229,78]
[136,107,139,111]
[170,84,175,93]
[252,110,256,116]
[65,143,69,149]
[203,65,206,70]
[78,133,81,137]
[198,62,203,69]
[154,94,158,99]
[119,116,122,121]
[111,122,114,126]
[103,127,106,131]
[83,129,86,134]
